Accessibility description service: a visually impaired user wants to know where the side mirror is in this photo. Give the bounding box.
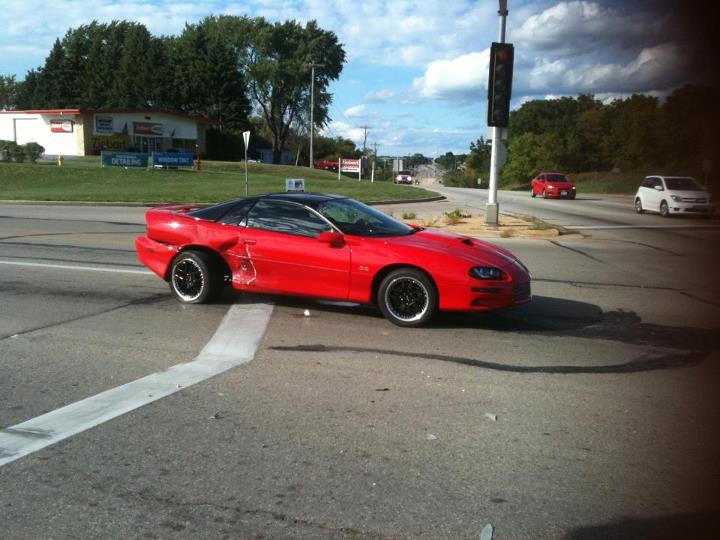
[654,185,664,191]
[317,231,345,247]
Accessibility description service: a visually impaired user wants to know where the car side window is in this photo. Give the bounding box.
[246,200,332,238]
[217,200,255,226]
[652,178,664,190]
[641,177,653,188]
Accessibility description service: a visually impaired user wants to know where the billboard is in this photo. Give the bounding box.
[151,152,194,168]
[133,122,163,136]
[101,151,148,168]
[341,158,361,173]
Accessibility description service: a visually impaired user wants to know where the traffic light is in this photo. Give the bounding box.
[487,42,514,127]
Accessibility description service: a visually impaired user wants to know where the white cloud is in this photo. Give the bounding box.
[364,89,396,103]
[523,42,688,95]
[515,1,666,53]
[343,105,368,118]
[412,50,489,101]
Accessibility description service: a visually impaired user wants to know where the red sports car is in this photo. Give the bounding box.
[531,172,576,199]
[135,193,531,327]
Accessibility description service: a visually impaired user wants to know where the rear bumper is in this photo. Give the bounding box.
[135,235,178,280]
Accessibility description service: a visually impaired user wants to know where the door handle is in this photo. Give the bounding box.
[242,239,257,245]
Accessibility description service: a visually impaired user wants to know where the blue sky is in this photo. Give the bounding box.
[0,1,698,157]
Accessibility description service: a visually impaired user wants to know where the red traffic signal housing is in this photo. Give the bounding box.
[487,42,515,127]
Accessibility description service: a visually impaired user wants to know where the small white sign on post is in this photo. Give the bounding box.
[242,131,251,149]
[243,131,251,196]
[285,178,305,192]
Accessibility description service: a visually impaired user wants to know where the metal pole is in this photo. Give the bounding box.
[244,145,248,196]
[486,0,508,225]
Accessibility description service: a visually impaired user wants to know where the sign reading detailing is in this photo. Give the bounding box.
[101,151,148,168]
[152,152,194,167]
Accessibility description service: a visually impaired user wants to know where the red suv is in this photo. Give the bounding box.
[531,172,576,199]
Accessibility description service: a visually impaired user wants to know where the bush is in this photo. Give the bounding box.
[0,140,15,162]
[9,143,25,163]
[22,142,45,162]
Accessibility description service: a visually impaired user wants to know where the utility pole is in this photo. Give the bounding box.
[486,0,509,225]
[308,62,325,169]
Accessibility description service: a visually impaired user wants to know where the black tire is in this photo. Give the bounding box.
[543,190,548,199]
[635,198,644,214]
[378,268,437,327]
[169,250,223,304]
[660,200,670,218]
[531,189,536,198]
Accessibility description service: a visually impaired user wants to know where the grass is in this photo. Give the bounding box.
[443,208,471,225]
[0,158,439,204]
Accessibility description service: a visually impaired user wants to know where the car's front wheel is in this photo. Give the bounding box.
[378,268,437,327]
[543,190,548,199]
[169,250,223,304]
[660,200,670,218]
[635,198,644,214]
[531,188,536,198]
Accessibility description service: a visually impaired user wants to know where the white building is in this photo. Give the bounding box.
[0,109,218,156]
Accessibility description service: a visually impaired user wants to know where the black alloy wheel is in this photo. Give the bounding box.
[378,268,437,327]
[169,250,223,304]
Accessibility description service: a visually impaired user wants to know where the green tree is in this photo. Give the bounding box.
[0,75,18,109]
[243,19,345,163]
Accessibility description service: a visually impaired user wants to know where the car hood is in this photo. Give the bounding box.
[380,228,520,268]
[667,189,709,198]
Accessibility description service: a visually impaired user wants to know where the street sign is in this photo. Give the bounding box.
[243,131,250,149]
[286,178,305,192]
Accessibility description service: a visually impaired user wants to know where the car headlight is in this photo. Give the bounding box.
[670,195,682,202]
[547,185,555,189]
[469,266,504,280]
[571,186,576,190]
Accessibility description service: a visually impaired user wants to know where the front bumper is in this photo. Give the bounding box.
[668,202,715,214]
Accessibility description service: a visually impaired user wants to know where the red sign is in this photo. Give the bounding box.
[133,122,163,136]
[341,158,361,172]
[50,119,74,133]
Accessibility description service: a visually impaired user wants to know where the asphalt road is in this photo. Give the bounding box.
[1,198,719,539]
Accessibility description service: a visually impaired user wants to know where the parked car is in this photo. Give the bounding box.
[634,175,714,217]
[531,172,576,199]
[135,193,532,327]
[314,160,338,171]
[395,170,415,184]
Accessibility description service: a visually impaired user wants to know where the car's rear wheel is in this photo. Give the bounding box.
[169,250,223,304]
[378,268,437,327]
[635,198,644,214]
[660,200,670,218]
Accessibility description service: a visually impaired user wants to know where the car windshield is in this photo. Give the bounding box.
[398,171,411,175]
[313,198,414,237]
[547,174,569,182]
[665,177,703,191]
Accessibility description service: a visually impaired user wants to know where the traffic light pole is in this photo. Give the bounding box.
[486,1,508,225]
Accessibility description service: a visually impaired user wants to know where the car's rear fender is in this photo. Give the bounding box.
[176,244,232,282]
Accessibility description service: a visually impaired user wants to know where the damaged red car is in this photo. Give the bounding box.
[135,193,531,327]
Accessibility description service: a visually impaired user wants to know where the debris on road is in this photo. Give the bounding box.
[209,411,224,420]
[480,523,494,540]
[426,433,438,440]
[484,413,498,422]
[375,388,390,392]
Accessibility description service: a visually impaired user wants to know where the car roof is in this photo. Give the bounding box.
[254,192,347,204]
[646,175,696,180]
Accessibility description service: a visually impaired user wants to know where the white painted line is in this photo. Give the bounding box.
[566,224,720,230]
[0,260,152,275]
[0,301,274,467]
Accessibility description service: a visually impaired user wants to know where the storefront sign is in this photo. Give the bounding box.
[152,152,194,167]
[133,122,163,136]
[95,115,114,135]
[50,119,74,133]
[101,151,148,168]
[92,135,128,152]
